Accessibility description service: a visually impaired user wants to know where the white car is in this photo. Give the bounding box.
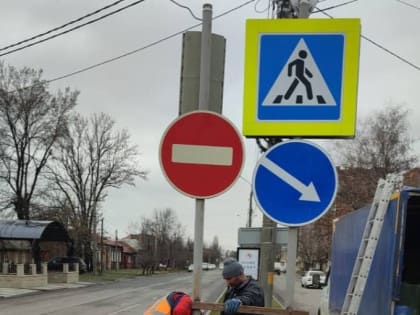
[274,261,287,275]
[207,263,216,270]
[188,263,210,271]
[301,270,326,289]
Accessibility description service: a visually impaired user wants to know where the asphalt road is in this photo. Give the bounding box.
[274,274,322,315]
[0,270,225,315]
[0,271,321,315]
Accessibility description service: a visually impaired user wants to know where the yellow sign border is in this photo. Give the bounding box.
[242,18,361,138]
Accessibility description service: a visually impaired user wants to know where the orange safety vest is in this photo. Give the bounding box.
[144,296,172,315]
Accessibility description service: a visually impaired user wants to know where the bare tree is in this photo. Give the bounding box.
[140,208,185,268]
[206,236,222,264]
[298,211,333,271]
[332,104,417,212]
[46,112,146,261]
[0,62,78,219]
[297,104,418,267]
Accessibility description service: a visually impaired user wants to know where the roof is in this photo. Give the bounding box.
[0,220,69,241]
[119,238,143,253]
[103,239,123,248]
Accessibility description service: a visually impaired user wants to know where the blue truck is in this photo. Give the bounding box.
[319,186,420,315]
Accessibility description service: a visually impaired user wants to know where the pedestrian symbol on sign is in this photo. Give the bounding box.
[284,49,313,102]
[262,39,336,106]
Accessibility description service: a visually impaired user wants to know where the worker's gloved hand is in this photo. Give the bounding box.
[224,298,241,314]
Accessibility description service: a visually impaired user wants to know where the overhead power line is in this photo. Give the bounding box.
[0,0,145,58]
[0,0,128,53]
[317,9,420,71]
[47,22,200,83]
[46,0,257,83]
[396,0,420,11]
[168,0,202,21]
[2,0,257,92]
[311,0,359,14]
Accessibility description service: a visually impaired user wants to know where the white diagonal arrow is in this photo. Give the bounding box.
[260,157,321,202]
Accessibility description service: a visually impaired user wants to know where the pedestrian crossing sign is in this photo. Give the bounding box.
[242,19,361,138]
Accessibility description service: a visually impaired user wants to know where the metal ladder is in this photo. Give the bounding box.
[340,174,401,315]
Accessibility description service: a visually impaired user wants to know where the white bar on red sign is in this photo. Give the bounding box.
[171,144,233,166]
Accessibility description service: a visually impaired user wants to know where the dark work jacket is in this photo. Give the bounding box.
[221,277,265,315]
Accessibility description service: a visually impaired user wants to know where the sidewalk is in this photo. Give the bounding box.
[0,281,94,298]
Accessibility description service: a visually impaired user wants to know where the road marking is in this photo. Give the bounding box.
[172,144,233,166]
[260,157,320,202]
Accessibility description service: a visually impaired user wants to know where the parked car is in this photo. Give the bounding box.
[274,261,287,275]
[47,256,87,273]
[188,263,213,271]
[208,263,216,270]
[301,270,326,289]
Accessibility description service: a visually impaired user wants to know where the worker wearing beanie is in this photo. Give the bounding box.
[221,258,265,315]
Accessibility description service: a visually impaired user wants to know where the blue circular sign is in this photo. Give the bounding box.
[252,140,338,226]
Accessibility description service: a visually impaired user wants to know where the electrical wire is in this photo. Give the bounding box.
[317,9,420,72]
[240,176,252,186]
[47,22,200,83]
[254,0,271,14]
[0,0,128,53]
[0,0,145,58]
[360,35,420,71]
[46,0,256,83]
[396,0,420,11]
[214,0,257,19]
[168,0,201,21]
[311,0,359,14]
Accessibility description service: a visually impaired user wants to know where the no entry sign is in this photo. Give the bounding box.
[159,111,244,199]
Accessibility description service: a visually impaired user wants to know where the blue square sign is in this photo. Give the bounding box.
[242,19,361,138]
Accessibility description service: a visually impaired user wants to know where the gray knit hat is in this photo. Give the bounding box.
[222,258,244,279]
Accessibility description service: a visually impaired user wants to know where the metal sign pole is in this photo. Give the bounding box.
[192,3,212,308]
[193,198,205,302]
[285,227,298,308]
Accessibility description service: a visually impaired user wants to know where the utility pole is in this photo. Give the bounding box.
[100,218,104,274]
[247,190,253,228]
[92,205,98,275]
[259,0,315,308]
[257,3,293,300]
[270,0,315,309]
[192,5,212,311]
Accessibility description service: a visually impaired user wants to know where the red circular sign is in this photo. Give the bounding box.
[159,111,244,199]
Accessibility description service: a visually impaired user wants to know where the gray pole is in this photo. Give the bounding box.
[279,1,313,308]
[247,190,253,228]
[100,218,104,274]
[285,228,298,307]
[192,3,212,308]
[259,0,316,307]
[260,215,276,306]
[259,1,295,305]
[198,4,212,112]
[92,205,98,275]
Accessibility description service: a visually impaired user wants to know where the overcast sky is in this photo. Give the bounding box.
[1,0,419,251]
